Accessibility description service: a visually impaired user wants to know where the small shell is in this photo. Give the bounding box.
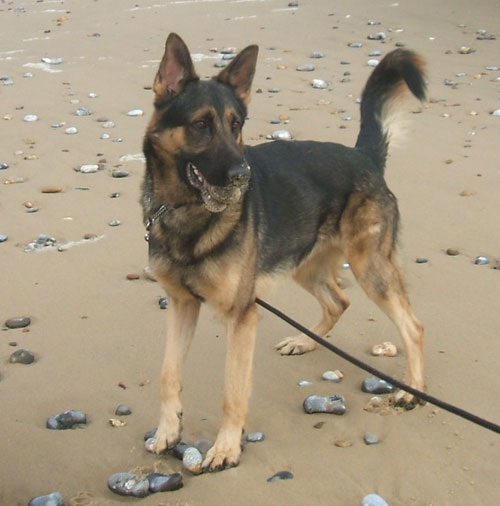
[371,341,398,357]
[109,418,126,427]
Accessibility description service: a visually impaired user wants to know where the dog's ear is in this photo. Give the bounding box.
[216,45,259,106]
[153,33,198,102]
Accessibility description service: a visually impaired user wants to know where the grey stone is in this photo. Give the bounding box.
[115,404,132,416]
[246,431,265,442]
[361,377,396,394]
[147,472,183,492]
[5,316,31,329]
[267,471,294,482]
[28,491,65,506]
[108,472,150,498]
[9,349,35,364]
[303,394,346,415]
[46,409,87,430]
[362,493,389,506]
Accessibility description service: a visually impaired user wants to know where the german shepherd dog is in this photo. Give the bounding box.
[142,33,426,472]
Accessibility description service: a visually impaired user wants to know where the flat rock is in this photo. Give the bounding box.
[9,349,35,364]
[5,316,31,329]
[147,472,183,492]
[46,409,87,430]
[303,394,346,415]
[362,377,396,394]
[108,472,150,498]
[267,470,294,482]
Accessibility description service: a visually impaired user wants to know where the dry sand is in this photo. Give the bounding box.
[1,0,500,505]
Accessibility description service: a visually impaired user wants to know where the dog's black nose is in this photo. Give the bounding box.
[228,161,251,182]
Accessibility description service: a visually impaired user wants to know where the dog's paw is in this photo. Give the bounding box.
[275,335,317,355]
[149,424,182,454]
[201,443,241,473]
[393,389,426,410]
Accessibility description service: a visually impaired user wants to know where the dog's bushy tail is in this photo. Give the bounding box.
[355,49,426,172]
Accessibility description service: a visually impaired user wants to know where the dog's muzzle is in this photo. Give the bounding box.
[186,160,250,213]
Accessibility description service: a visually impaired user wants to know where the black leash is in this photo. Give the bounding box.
[255,297,500,435]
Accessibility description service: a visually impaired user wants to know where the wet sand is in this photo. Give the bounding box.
[1,1,500,504]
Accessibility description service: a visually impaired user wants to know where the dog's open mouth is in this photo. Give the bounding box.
[186,162,246,213]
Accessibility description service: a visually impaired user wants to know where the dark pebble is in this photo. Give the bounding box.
[303,394,346,415]
[46,409,87,430]
[5,316,31,329]
[147,472,183,493]
[115,404,132,416]
[0,162,9,170]
[361,377,396,394]
[446,248,460,256]
[9,349,35,364]
[108,472,150,498]
[144,427,157,441]
[172,442,192,460]
[0,234,8,242]
[159,297,168,309]
[112,169,129,178]
[28,491,65,506]
[267,471,294,482]
[415,257,428,263]
[109,192,121,198]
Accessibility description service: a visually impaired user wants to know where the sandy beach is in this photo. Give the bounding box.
[1,0,500,504]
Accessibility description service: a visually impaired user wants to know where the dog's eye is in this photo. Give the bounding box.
[193,119,208,130]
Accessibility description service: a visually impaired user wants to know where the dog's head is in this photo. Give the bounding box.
[147,33,258,213]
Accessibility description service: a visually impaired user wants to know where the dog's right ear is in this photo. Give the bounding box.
[153,33,198,102]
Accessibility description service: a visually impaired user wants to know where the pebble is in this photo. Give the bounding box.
[65,126,78,135]
[101,133,110,140]
[367,59,380,67]
[362,377,396,395]
[77,164,99,173]
[369,50,382,57]
[127,109,144,117]
[303,394,347,415]
[5,316,31,329]
[269,130,292,141]
[28,491,65,506]
[108,219,121,227]
[362,493,390,506]
[267,471,294,482]
[296,63,315,72]
[0,234,8,242]
[474,255,490,265]
[246,431,265,442]
[172,442,191,460]
[371,342,398,357]
[298,380,313,387]
[159,297,168,309]
[101,121,115,128]
[115,404,132,416]
[41,186,63,194]
[310,51,324,58]
[368,32,387,40]
[75,107,92,116]
[147,472,183,493]
[334,439,352,448]
[492,109,500,117]
[24,114,39,122]
[46,409,87,430]
[41,57,63,65]
[9,349,35,364]
[182,446,203,475]
[108,473,150,498]
[311,78,328,89]
[143,427,157,441]
[112,169,129,178]
[0,162,9,170]
[268,87,280,93]
[415,257,428,264]
[446,248,460,256]
[363,432,380,445]
[349,42,363,48]
[321,370,343,383]
[214,60,228,68]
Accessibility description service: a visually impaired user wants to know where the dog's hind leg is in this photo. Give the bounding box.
[153,294,201,454]
[202,304,258,472]
[345,209,425,409]
[276,245,350,355]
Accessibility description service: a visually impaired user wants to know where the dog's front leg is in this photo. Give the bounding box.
[202,304,258,472]
[153,295,201,454]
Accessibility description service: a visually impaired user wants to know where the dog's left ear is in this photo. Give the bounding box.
[216,45,259,106]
